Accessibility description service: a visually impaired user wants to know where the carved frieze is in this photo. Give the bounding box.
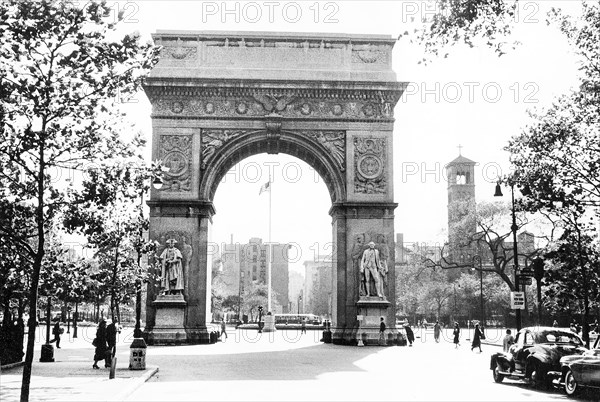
[354,137,387,194]
[160,135,193,193]
[201,130,246,169]
[304,131,346,172]
[149,90,396,120]
[160,38,198,60]
[351,44,389,64]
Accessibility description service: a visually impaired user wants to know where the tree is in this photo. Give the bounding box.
[0,2,159,399]
[406,0,519,62]
[427,201,541,291]
[507,1,600,347]
[63,158,160,323]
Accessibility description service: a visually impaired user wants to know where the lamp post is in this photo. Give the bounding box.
[472,255,484,326]
[494,181,522,331]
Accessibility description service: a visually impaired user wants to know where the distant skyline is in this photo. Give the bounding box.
[114,1,583,274]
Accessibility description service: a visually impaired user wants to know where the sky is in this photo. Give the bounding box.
[115,0,584,275]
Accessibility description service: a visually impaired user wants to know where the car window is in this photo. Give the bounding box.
[538,331,582,345]
[524,332,534,345]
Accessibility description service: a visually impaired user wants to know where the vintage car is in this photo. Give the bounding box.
[552,335,600,396]
[490,327,587,388]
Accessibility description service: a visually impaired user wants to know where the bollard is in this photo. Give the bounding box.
[129,338,147,370]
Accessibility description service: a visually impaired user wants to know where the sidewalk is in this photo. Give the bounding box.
[0,327,157,402]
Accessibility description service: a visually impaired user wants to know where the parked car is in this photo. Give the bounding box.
[490,327,587,389]
[552,335,600,396]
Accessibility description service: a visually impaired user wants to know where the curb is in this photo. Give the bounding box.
[112,366,159,401]
[0,361,25,370]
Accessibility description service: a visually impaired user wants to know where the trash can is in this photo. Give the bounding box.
[129,338,147,370]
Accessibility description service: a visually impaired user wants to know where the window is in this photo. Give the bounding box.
[524,332,534,345]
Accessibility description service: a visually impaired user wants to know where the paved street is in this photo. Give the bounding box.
[127,327,597,402]
[2,326,598,401]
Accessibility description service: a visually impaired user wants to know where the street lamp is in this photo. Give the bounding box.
[494,180,522,331]
[472,255,484,326]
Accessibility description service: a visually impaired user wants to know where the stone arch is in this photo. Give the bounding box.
[200,130,346,203]
[143,30,407,346]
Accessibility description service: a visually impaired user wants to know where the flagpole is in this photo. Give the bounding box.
[267,174,272,313]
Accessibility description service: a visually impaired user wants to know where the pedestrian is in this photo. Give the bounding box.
[379,317,386,345]
[471,323,483,353]
[552,320,559,327]
[404,323,415,347]
[92,319,108,369]
[50,320,62,348]
[221,319,228,339]
[105,319,118,368]
[301,318,307,334]
[503,329,515,353]
[453,322,460,349]
[433,321,441,343]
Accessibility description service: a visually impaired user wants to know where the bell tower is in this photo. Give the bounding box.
[446,150,477,264]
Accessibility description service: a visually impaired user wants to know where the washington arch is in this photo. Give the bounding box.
[143,31,408,345]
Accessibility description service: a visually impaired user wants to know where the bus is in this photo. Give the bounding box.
[274,313,321,326]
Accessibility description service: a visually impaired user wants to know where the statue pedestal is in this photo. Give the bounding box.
[146,294,187,345]
[356,298,391,346]
[263,315,276,332]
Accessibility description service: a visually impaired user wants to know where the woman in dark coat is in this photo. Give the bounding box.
[453,322,461,349]
[404,323,415,347]
[93,320,108,369]
[471,323,483,352]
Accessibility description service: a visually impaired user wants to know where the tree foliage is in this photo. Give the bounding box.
[507,1,600,346]
[407,0,519,62]
[0,1,159,399]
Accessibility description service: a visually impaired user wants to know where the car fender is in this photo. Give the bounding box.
[491,352,513,371]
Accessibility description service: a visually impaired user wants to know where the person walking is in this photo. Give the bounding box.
[453,322,461,349]
[105,319,118,368]
[92,320,108,369]
[221,320,228,340]
[503,329,515,352]
[379,317,386,345]
[471,323,483,353]
[50,320,62,348]
[433,321,441,343]
[404,323,415,347]
[301,318,307,334]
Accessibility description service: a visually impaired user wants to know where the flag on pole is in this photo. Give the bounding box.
[259,180,270,195]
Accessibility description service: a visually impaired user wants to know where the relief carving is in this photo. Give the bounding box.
[150,93,394,120]
[201,130,245,169]
[161,39,197,60]
[160,135,192,193]
[252,93,297,113]
[351,44,388,64]
[305,131,346,172]
[354,137,386,194]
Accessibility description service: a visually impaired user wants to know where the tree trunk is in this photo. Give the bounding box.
[21,135,46,402]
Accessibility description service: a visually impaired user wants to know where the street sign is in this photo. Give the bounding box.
[520,269,534,277]
[518,277,533,285]
[510,291,526,309]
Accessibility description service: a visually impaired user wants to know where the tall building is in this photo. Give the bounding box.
[216,237,290,314]
[288,271,305,314]
[446,153,477,263]
[303,255,333,318]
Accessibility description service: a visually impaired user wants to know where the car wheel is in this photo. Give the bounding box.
[493,362,505,383]
[529,361,546,389]
[564,370,579,397]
